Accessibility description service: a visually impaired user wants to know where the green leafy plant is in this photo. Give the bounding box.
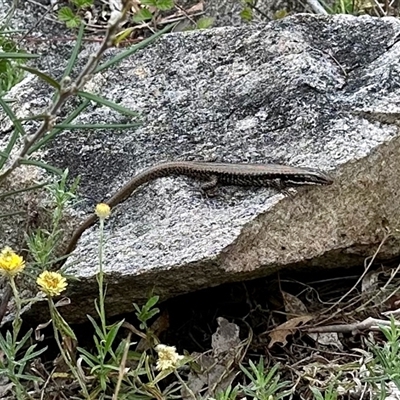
[210,385,240,400]
[77,202,126,394]
[133,295,160,330]
[57,0,94,28]
[133,0,175,23]
[367,316,400,389]
[0,3,176,397]
[0,33,38,95]
[78,317,126,393]
[27,169,79,268]
[310,383,339,400]
[58,7,81,28]
[72,0,93,6]
[141,0,174,11]
[240,0,256,21]
[239,358,292,400]
[0,328,47,399]
[329,0,356,14]
[196,17,215,30]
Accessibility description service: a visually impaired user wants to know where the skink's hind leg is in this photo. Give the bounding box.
[200,175,219,197]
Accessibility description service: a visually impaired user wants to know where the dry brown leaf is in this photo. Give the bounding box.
[282,291,309,316]
[185,1,205,13]
[268,315,313,348]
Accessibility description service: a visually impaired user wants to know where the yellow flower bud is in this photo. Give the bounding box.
[95,203,111,220]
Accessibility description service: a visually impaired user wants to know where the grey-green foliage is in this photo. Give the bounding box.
[239,358,292,399]
[310,383,339,400]
[0,328,47,399]
[26,169,79,269]
[368,316,400,390]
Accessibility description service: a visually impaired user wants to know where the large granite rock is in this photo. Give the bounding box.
[2,14,400,322]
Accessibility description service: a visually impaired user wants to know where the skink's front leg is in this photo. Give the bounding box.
[269,178,293,197]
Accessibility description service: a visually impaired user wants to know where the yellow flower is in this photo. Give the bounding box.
[95,203,111,220]
[0,246,25,277]
[155,344,184,371]
[37,271,67,297]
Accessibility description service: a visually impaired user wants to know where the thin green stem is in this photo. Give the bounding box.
[9,277,22,342]
[174,370,196,400]
[48,298,90,398]
[97,218,107,334]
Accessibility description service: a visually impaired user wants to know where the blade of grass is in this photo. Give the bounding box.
[54,123,141,129]
[77,91,140,116]
[95,23,175,73]
[0,95,26,169]
[19,159,63,176]
[0,211,25,219]
[0,52,39,59]
[62,23,84,80]
[19,65,61,90]
[27,98,91,154]
[52,23,85,105]
[0,182,48,200]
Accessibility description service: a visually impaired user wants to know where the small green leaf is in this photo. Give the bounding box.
[240,7,253,21]
[87,314,105,341]
[274,8,288,19]
[115,27,134,46]
[66,16,81,29]
[19,65,61,90]
[58,7,81,28]
[196,17,215,30]
[52,309,77,340]
[0,96,25,136]
[71,0,93,7]
[155,0,174,11]
[143,308,159,321]
[77,346,97,367]
[141,0,157,5]
[58,6,75,22]
[132,303,141,313]
[133,8,153,23]
[104,320,124,353]
[17,344,48,363]
[146,295,160,310]
[66,23,85,78]
[140,0,173,10]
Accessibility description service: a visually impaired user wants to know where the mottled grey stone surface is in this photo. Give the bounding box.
[2,14,400,322]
